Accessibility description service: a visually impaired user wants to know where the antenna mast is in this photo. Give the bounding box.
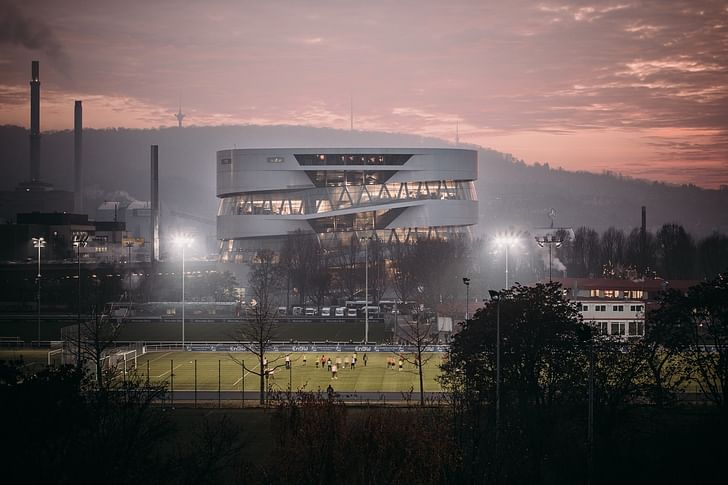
[175,98,185,128]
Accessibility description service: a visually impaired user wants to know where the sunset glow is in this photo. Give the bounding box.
[1,0,726,187]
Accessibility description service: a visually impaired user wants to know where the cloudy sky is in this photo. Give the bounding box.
[1,0,727,187]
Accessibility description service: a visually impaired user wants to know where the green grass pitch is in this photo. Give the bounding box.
[135,351,446,393]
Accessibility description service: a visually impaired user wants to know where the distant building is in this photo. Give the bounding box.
[0,183,74,223]
[95,200,151,261]
[554,277,699,339]
[0,212,130,263]
[216,148,478,262]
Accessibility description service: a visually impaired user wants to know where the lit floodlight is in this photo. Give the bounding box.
[32,236,46,248]
[172,234,193,347]
[494,235,520,248]
[492,233,521,289]
[172,234,194,247]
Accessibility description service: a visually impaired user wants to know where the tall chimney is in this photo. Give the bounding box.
[74,100,83,212]
[639,206,647,276]
[29,60,41,182]
[150,145,160,263]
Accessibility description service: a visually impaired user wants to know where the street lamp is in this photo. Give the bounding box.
[494,235,520,289]
[73,234,88,368]
[360,234,373,344]
[534,234,564,282]
[125,241,134,301]
[488,289,502,448]
[32,237,46,342]
[462,277,471,320]
[173,235,193,348]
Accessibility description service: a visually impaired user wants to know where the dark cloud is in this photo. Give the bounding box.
[0,2,70,71]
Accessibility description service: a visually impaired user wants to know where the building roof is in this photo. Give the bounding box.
[126,200,150,210]
[97,201,125,211]
[552,277,700,292]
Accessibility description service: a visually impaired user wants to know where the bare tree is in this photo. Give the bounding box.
[66,307,124,389]
[335,234,360,301]
[600,227,626,276]
[281,229,315,306]
[309,244,332,311]
[231,249,283,404]
[367,237,388,304]
[390,240,418,306]
[571,227,601,277]
[625,227,657,277]
[698,232,728,280]
[655,223,696,279]
[398,308,438,406]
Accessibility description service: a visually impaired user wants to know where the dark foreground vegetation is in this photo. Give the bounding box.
[2,273,727,484]
[0,365,724,485]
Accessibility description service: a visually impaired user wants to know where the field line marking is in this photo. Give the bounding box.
[155,361,186,378]
[233,362,260,386]
[146,351,171,364]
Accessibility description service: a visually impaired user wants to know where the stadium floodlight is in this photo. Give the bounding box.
[173,235,193,348]
[493,234,520,289]
[534,233,564,282]
[489,289,502,447]
[73,234,89,368]
[32,237,46,342]
[462,277,471,320]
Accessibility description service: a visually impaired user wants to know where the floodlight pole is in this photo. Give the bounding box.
[126,241,134,301]
[535,234,564,283]
[181,243,186,348]
[76,242,81,367]
[361,235,371,344]
[489,289,501,450]
[73,234,88,369]
[504,243,510,289]
[33,237,45,342]
[463,277,470,320]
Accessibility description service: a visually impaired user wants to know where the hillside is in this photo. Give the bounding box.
[1,124,726,237]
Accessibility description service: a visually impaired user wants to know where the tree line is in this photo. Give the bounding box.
[556,224,728,280]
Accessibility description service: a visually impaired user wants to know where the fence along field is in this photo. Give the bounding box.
[135,351,446,394]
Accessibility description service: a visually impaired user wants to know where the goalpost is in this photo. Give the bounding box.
[115,349,138,375]
[47,348,64,366]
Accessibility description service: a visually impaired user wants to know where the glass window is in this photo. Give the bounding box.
[628,321,644,336]
[295,154,412,166]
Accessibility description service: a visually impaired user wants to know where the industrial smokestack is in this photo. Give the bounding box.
[74,100,83,212]
[29,60,41,182]
[150,145,160,264]
[639,206,647,276]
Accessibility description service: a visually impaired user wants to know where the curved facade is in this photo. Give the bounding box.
[217,148,478,262]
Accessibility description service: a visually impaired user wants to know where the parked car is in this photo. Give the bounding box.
[347,308,358,317]
[335,306,346,317]
[320,307,331,317]
[305,307,317,316]
[361,305,380,316]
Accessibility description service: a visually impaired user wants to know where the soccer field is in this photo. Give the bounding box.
[135,351,445,393]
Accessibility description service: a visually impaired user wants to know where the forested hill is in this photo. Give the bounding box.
[1,124,726,237]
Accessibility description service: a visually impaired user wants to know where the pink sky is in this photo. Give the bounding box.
[1,0,727,187]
